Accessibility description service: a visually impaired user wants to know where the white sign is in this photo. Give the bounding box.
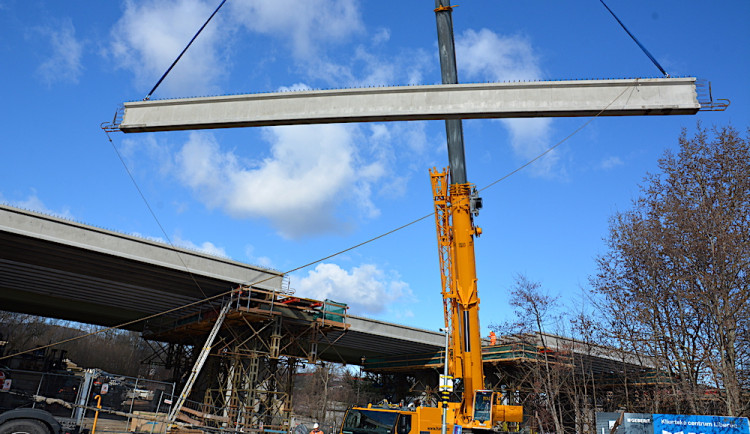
[439,375,454,392]
[2,379,11,392]
[101,383,109,394]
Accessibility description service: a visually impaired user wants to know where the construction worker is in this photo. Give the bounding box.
[310,423,323,434]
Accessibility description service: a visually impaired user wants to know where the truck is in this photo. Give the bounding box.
[0,344,173,434]
[0,345,87,434]
[0,374,169,434]
[0,408,69,434]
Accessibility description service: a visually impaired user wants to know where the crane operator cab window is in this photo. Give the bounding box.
[396,414,411,434]
[342,409,400,434]
[473,390,493,423]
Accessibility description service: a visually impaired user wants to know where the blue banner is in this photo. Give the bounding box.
[653,414,749,434]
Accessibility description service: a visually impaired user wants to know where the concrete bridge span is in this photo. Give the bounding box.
[0,204,443,364]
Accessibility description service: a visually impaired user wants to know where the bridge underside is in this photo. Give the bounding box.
[0,205,283,329]
[0,204,443,362]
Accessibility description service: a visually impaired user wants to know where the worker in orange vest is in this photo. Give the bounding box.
[489,331,497,346]
[310,423,323,434]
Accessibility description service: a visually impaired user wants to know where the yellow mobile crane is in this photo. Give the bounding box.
[338,3,522,434]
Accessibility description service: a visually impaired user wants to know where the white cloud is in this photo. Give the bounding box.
[173,123,387,238]
[129,231,227,257]
[120,135,175,177]
[352,45,396,86]
[111,0,227,97]
[223,0,427,89]
[7,192,74,220]
[245,245,274,269]
[36,19,83,86]
[303,44,431,88]
[456,29,542,83]
[109,0,428,96]
[129,232,167,244]
[599,156,623,170]
[228,0,363,60]
[174,236,228,257]
[292,263,412,314]
[500,118,559,176]
[371,28,390,46]
[364,121,430,199]
[166,114,436,238]
[456,29,560,177]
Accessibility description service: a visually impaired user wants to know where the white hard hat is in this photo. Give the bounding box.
[313,423,319,429]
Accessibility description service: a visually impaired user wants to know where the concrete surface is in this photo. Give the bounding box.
[119,78,700,133]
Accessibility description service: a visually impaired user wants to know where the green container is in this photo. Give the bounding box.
[316,299,347,323]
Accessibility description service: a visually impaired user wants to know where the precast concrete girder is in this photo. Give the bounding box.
[118,78,700,133]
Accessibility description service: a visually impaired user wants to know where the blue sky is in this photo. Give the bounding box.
[1,1,748,336]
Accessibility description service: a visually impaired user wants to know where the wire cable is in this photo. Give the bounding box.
[102,128,213,305]
[480,80,638,193]
[144,0,228,100]
[598,0,669,77]
[1,81,640,362]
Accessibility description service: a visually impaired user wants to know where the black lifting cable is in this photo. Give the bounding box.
[144,0,228,101]
[599,0,669,77]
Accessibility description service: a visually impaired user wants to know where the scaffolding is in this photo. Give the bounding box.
[142,286,349,433]
[360,332,671,412]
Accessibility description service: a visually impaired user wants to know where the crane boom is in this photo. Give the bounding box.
[432,2,522,429]
[430,168,491,428]
[433,0,485,423]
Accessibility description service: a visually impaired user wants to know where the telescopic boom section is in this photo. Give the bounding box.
[431,169,485,427]
[449,183,484,425]
[434,0,467,185]
[434,1,487,427]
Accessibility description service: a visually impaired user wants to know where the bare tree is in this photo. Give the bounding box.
[0,311,163,378]
[493,274,569,433]
[592,124,750,416]
[568,301,602,433]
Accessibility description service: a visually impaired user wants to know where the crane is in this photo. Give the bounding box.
[338,3,523,434]
[431,1,523,429]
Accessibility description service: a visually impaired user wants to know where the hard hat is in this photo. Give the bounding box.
[313,423,319,429]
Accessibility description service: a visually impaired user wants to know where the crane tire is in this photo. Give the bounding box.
[0,418,51,434]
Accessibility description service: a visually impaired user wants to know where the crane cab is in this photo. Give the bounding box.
[339,397,522,434]
[470,391,523,430]
[340,404,448,434]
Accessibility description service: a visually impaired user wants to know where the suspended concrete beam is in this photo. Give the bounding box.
[118,77,700,133]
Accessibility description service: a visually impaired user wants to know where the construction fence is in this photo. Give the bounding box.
[0,367,175,433]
